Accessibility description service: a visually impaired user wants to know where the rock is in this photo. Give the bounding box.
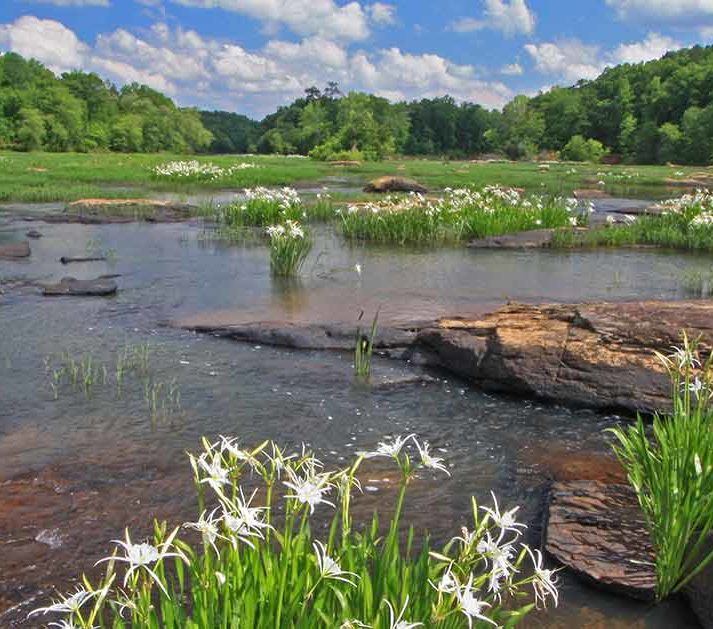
[520,447,627,483]
[0,241,30,259]
[574,189,610,199]
[60,256,107,264]
[41,276,117,297]
[25,229,42,239]
[467,228,558,249]
[684,539,713,628]
[364,176,428,194]
[63,198,196,223]
[545,480,656,600]
[418,301,713,414]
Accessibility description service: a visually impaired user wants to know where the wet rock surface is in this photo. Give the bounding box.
[179,300,713,414]
[0,241,30,259]
[41,276,117,296]
[545,480,656,600]
[467,228,558,249]
[21,199,196,224]
[363,176,428,194]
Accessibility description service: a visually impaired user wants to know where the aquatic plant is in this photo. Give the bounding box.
[267,220,312,277]
[29,434,558,627]
[338,187,579,245]
[609,334,713,600]
[217,187,304,227]
[680,268,713,298]
[354,310,379,379]
[151,160,259,183]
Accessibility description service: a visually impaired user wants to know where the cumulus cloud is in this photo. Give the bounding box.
[450,0,536,36]
[606,0,713,24]
[500,62,523,75]
[367,2,397,25]
[525,31,681,85]
[0,16,513,115]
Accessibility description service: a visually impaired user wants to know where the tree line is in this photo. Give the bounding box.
[3,43,713,164]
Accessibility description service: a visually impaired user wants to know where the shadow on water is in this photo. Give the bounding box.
[0,212,706,627]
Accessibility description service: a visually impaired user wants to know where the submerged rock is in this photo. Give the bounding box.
[25,229,42,239]
[545,480,656,600]
[60,255,107,264]
[467,228,558,249]
[364,176,428,194]
[0,241,30,259]
[41,276,117,296]
[55,198,197,224]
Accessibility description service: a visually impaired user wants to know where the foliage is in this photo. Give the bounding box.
[338,187,579,245]
[27,435,559,628]
[217,187,304,228]
[609,336,713,600]
[560,135,606,163]
[551,190,713,252]
[200,110,260,153]
[267,220,312,276]
[354,310,379,379]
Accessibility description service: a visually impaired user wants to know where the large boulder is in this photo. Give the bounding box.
[0,241,30,259]
[417,301,713,414]
[41,276,117,297]
[545,480,656,600]
[363,176,428,194]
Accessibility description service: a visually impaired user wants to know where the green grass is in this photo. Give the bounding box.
[268,221,313,276]
[31,435,558,628]
[338,188,579,245]
[0,151,708,204]
[609,335,713,600]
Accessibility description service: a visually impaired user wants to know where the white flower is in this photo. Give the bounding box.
[198,452,230,492]
[283,467,335,513]
[359,434,414,459]
[215,571,227,586]
[414,439,450,476]
[456,574,497,628]
[526,547,559,608]
[340,620,371,629]
[48,621,92,629]
[684,376,707,398]
[668,346,701,371]
[482,492,526,539]
[183,508,224,555]
[313,540,359,586]
[476,531,517,582]
[355,263,362,277]
[429,564,458,593]
[29,587,96,617]
[222,488,272,547]
[97,529,186,597]
[384,596,423,629]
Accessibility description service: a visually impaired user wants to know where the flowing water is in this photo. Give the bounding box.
[0,204,707,626]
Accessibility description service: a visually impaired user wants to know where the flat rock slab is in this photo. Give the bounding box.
[0,241,30,259]
[418,301,713,414]
[50,198,198,224]
[364,176,428,194]
[42,276,117,297]
[545,480,656,600]
[467,228,557,249]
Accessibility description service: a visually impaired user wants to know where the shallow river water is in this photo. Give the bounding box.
[0,205,708,626]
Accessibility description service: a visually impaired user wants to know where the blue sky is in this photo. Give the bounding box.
[1,0,712,118]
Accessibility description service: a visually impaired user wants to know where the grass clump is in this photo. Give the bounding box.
[267,220,312,276]
[28,434,559,627]
[681,268,713,298]
[338,187,580,245]
[354,310,379,379]
[609,334,713,600]
[552,190,713,252]
[217,187,304,227]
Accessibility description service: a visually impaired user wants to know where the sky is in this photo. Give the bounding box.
[0,0,712,119]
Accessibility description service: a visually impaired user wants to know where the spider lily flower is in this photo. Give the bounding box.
[197,451,230,493]
[358,434,415,459]
[283,467,335,513]
[263,441,295,479]
[29,587,96,617]
[183,508,225,555]
[340,620,371,629]
[414,439,450,476]
[221,489,271,547]
[219,436,264,473]
[456,575,497,628]
[476,531,518,582]
[667,345,702,371]
[525,547,560,608]
[429,563,459,593]
[481,492,526,540]
[313,540,359,586]
[97,528,186,597]
[384,596,423,629]
[48,621,95,629]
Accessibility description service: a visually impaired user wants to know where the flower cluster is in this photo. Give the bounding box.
[266,219,305,240]
[151,160,259,181]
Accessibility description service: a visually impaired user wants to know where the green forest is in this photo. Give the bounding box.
[2,42,713,164]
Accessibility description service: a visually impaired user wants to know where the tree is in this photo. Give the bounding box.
[561,135,606,162]
[16,107,45,150]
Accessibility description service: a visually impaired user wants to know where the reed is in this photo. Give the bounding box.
[354,310,379,379]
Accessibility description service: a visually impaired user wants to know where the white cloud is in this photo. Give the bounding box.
[525,32,681,84]
[170,0,371,41]
[0,15,89,73]
[367,2,397,25]
[0,16,513,116]
[450,0,536,36]
[500,62,523,75]
[606,0,713,23]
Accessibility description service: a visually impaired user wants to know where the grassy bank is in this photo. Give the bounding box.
[0,151,709,204]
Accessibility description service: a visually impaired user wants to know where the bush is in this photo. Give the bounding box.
[560,135,606,162]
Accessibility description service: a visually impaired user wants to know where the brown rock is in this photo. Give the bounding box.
[0,241,30,259]
[64,198,196,223]
[418,301,713,414]
[520,447,627,483]
[574,188,610,198]
[364,176,428,194]
[42,276,117,296]
[545,480,656,600]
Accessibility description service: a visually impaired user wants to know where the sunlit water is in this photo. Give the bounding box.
[0,209,706,626]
